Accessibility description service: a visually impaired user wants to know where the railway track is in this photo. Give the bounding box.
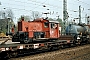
[0,37,89,60]
[10,44,90,60]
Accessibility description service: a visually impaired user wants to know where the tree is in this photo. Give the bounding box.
[6,9,14,20]
[31,11,42,20]
[0,8,14,34]
[0,8,14,20]
[48,18,54,21]
[18,11,42,22]
[18,15,31,21]
[57,18,64,34]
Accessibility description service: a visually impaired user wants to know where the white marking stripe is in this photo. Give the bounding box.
[34,44,39,49]
[19,45,23,49]
[1,48,5,51]
[6,48,9,50]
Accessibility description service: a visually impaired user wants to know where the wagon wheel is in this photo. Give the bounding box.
[11,52,18,58]
[60,45,65,49]
[7,52,18,58]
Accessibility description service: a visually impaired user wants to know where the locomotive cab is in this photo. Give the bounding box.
[12,18,60,43]
[49,21,60,39]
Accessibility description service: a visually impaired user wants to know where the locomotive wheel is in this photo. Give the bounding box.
[24,40,29,43]
[68,44,71,47]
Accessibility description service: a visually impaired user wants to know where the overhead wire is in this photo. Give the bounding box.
[4,0,83,13]
[2,0,90,12]
[3,0,62,15]
[1,0,63,17]
[77,0,90,6]
[74,0,90,14]
[1,0,47,14]
[1,0,90,19]
[30,0,48,10]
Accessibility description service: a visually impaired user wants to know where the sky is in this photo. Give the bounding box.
[0,0,90,24]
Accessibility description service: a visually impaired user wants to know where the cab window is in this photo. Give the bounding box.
[44,22,49,28]
[50,23,57,29]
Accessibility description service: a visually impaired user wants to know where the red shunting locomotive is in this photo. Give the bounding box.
[12,18,60,43]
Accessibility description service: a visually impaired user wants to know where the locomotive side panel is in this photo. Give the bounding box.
[28,22,43,31]
[18,21,29,32]
[28,22,43,38]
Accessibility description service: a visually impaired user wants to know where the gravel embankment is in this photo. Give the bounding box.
[10,44,90,60]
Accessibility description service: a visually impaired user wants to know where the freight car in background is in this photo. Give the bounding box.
[66,23,90,44]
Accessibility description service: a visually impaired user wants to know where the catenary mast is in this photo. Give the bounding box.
[63,0,68,34]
